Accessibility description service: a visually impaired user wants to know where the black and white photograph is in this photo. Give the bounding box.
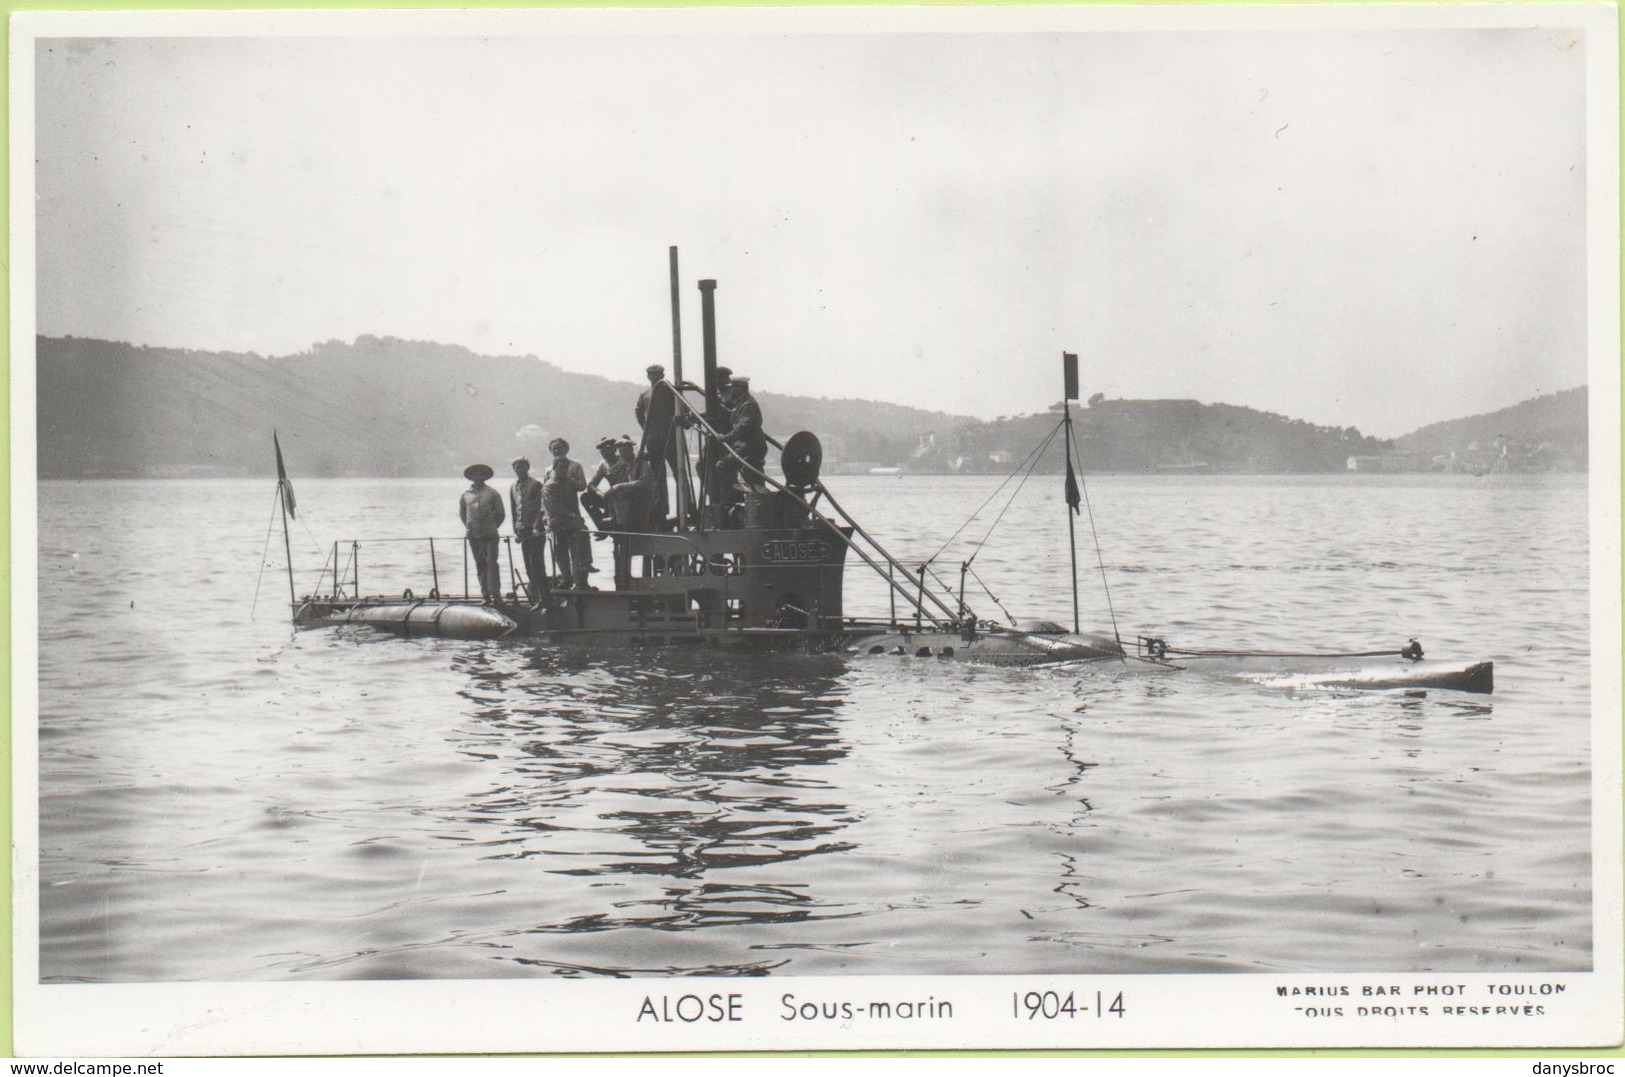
[10,3,1621,1056]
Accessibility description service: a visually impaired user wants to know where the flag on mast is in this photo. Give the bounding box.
[1064,454,1081,515]
[273,431,297,519]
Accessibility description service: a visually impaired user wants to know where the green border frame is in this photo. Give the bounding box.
[3,0,1620,1063]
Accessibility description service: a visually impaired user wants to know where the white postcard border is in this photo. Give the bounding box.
[10,2,1621,1057]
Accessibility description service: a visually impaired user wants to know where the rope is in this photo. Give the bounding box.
[971,419,1064,562]
[340,543,359,599]
[666,389,961,626]
[921,563,962,606]
[1162,646,1411,659]
[814,481,960,626]
[966,563,1017,627]
[1068,420,1122,647]
[250,486,280,618]
[314,544,337,598]
[924,416,1067,567]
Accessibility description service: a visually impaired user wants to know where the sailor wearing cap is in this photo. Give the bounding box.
[635,364,681,527]
[509,457,547,606]
[708,366,735,419]
[603,436,654,587]
[460,463,506,603]
[714,375,767,512]
[541,437,594,590]
[583,436,626,535]
[609,437,648,522]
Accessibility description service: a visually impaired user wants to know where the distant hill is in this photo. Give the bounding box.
[1394,386,1588,470]
[917,398,1389,474]
[34,334,1585,479]
[34,335,968,479]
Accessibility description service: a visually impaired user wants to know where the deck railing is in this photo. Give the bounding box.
[299,529,782,604]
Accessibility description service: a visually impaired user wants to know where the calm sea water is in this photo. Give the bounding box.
[34,473,1592,981]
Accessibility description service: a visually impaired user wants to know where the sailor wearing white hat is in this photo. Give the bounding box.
[460,463,505,602]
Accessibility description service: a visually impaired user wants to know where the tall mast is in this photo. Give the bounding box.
[668,246,683,385]
[273,430,297,608]
[669,247,691,527]
[698,279,720,526]
[1062,353,1081,634]
[699,279,720,421]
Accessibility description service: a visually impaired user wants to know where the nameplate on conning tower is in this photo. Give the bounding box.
[759,539,833,563]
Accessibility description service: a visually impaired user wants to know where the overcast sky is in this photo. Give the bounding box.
[29,9,1597,437]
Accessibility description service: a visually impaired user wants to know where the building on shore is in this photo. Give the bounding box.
[1346,452,1427,474]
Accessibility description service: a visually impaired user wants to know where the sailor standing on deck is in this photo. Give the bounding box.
[635,364,663,431]
[541,437,595,591]
[605,437,653,589]
[715,375,767,512]
[460,464,506,604]
[696,365,737,516]
[508,457,547,606]
[635,364,678,526]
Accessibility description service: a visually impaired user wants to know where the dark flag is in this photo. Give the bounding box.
[274,431,297,519]
[1064,454,1081,515]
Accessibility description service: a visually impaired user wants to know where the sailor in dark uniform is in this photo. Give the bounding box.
[707,366,734,436]
[508,457,547,606]
[635,364,678,527]
[605,437,653,588]
[697,366,740,518]
[541,438,594,590]
[714,375,767,519]
[635,364,664,431]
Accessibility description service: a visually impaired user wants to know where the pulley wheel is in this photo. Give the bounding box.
[781,431,823,490]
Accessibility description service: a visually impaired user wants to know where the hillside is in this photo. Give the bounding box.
[1393,386,1588,471]
[34,335,1585,478]
[914,398,1389,474]
[34,335,967,479]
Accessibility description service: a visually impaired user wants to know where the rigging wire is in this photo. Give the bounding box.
[965,563,1017,627]
[921,563,962,605]
[1067,419,1122,647]
[250,485,280,618]
[813,480,957,627]
[901,418,1071,613]
[970,418,1065,562]
[275,489,330,599]
[916,415,1104,634]
[924,416,1067,567]
[667,389,960,625]
[295,510,327,561]
[336,543,357,599]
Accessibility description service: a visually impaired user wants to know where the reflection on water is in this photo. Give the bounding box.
[444,649,858,974]
[34,475,1593,981]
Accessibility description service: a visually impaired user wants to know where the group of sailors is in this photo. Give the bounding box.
[457,363,767,605]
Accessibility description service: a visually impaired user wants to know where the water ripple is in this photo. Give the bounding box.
[35,474,1593,981]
